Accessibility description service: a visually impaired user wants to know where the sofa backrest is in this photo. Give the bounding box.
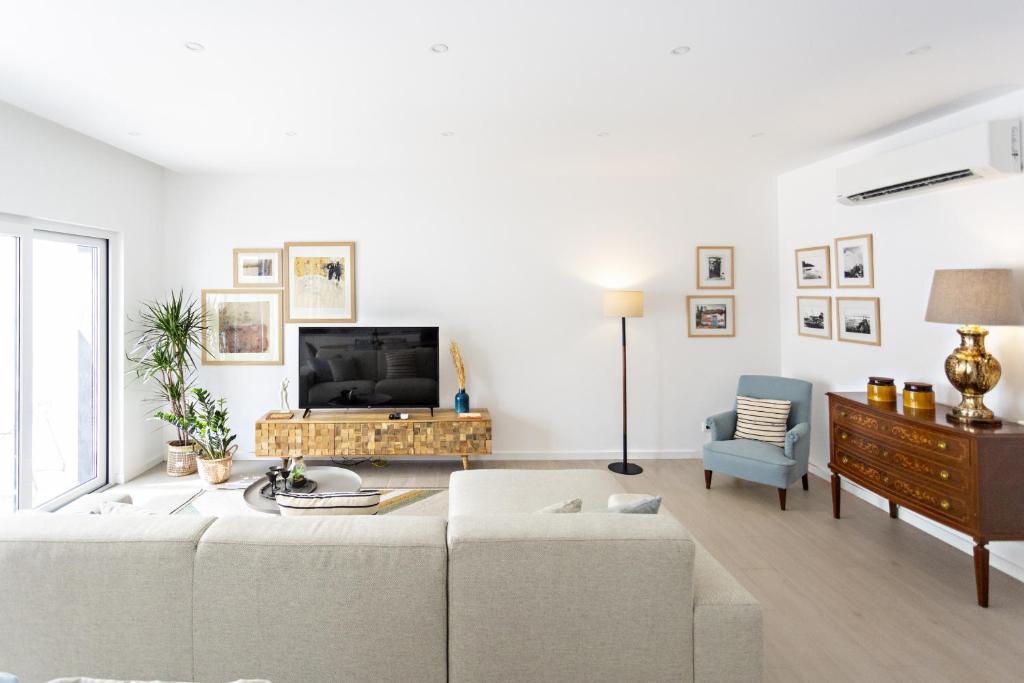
[0,515,215,683]
[193,515,448,683]
[447,513,696,683]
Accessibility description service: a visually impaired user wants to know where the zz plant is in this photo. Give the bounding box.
[158,388,237,460]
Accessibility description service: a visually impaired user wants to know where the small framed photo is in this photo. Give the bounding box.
[835,234,874,288]
[201,289,284,365]
[797,296,832,339]
[836,297,881,346]
[687,295,735,337]
[233,248,283,287]
[285,241,357,323]
[794,245,830,289]
[696,246,734,289]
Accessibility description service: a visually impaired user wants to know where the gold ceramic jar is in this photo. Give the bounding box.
[867,376,897,403]
[903,382,935,411]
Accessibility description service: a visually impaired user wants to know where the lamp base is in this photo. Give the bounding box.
[608,461,643,475]
[944,325,1003,428]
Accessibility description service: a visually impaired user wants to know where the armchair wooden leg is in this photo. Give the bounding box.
[704,470,712,489]
[801,473,809,491]
[778,488,787,511]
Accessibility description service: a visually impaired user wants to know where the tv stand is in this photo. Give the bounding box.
[303,408,312,419]
[256,409,491,470]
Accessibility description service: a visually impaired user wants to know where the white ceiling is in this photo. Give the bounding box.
[0,0,1022,174]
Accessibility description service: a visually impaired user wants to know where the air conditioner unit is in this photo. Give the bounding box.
[836,119,1022,205]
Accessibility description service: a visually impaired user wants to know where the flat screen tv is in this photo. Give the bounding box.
[298,327,440,410]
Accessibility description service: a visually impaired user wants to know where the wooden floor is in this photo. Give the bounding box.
[128,457,1024,681]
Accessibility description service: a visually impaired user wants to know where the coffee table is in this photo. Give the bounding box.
[243,466,363,515]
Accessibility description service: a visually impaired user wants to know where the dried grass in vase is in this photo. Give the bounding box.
[450,341,466,390]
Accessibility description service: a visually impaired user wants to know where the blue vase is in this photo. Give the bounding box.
[454,389,469,414]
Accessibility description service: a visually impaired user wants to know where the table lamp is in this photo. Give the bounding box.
[925,268,1023,426]
[603,290,644,475]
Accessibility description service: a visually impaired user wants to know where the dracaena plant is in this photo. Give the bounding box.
[127,291,206,445]
[157,388,237,460]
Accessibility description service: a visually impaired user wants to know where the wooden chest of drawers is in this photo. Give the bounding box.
[828,392,1024,607]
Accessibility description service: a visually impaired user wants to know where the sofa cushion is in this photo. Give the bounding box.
[606,494,662,514]
[703,438,796,488]
[276,489,381,516]
[535,498,582,513]
[735,395,791,447]
[193,516,447,683]
[0,516,214,683]
[449,469,625,516]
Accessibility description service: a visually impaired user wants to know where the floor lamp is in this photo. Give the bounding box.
[603,290,644,475]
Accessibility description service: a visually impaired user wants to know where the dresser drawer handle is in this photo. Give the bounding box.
[939,470,950,481]
[838,409,848,418]
[940,499,951,511]
[937,440,947,451]
[840,455,849,464]
[840,431,848,441]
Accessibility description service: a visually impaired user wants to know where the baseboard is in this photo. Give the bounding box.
[239,449,700,462]
[807,462,1024,585]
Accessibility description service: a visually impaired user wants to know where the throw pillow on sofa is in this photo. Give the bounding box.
[276,490,381,516]
[535,498,582,513]
[606,494,662,514]
[327,356,359,381]
[384,349,418,379]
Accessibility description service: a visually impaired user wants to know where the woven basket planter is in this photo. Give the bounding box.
[166,441,200,476]
[197,452,234,485]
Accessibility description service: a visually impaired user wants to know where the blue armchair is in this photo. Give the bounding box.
[702,375,813,510]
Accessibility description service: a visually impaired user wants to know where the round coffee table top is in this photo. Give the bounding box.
[243,466,363,515]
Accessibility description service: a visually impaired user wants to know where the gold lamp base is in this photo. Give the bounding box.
[944,325,1002,427]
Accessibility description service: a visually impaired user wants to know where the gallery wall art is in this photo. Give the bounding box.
[836,296,880,345]
[201,289,284,365]
[794,245,830,288]
[796,296,832,339]
[284,241,357,323]
[835,234,874,288]
[687,295,735,337]
[233,247,283,287]
[696,245,734,289]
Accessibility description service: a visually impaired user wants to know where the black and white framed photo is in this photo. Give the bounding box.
[834,234,874,288]
[687,295,735,337]
[696,246,734,289]
[233,247,283,287]
[836,297,880,346]
[796,296,832,339]
[794,245,830,289]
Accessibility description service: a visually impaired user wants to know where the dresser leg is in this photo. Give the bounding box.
[830,474,841,519]
[888,501,898,518]
[461,455,471,471]
[974,541,990,608]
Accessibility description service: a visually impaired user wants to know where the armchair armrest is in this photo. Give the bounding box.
[783,422,809,460]
[704,410,737,441]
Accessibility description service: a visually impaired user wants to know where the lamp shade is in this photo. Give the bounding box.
[925,268,1023,326]
[603,290,644,318]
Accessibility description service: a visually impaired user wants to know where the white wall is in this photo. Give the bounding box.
[163,167,781,461]
[0,101,166,483]
[778,89,1024,579]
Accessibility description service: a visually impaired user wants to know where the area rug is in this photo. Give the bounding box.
[175,487,449,517]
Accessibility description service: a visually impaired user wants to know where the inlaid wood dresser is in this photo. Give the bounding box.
[828,392,1024,607]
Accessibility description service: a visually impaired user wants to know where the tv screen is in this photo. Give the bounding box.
[298,327,439,409]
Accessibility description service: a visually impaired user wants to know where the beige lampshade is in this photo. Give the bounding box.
[603,290,644,318]
[925,268,1024,326]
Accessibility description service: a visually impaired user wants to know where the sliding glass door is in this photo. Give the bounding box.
[0,223,108,513]
[0,235,17,513]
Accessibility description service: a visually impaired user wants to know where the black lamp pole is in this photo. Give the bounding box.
[608,315,642,475]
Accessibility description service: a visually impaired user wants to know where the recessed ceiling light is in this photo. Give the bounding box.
[184,41,205,51]
[750,132,765,138]
[906,45,931,56]
[670,45,691,55]
[284,130,298,137]
[127,131,141,137]
[441,131,455,137]
[597,131,611,137]
[431,43,449,53]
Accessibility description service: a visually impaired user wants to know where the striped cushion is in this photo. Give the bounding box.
[734,396,791,448]
[385,350,418,379]
[275,490,381,516]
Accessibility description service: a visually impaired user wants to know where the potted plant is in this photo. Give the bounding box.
[288,458,307,488]
[160,388,238,485]
[128,291,206,476]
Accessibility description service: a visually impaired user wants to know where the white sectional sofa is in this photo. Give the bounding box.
[0,469,761,683]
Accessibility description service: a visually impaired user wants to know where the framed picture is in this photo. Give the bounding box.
[201,289,284,365]
[696,246,734,289]
[794,245,830,289]
[687,295,735,337]
[836,297,881,346]
[233,247,283,287]
[796,296,832,339]
[284,241,357,323]
[835,234,874,288]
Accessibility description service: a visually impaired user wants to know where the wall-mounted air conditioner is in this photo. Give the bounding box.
[836,119,1022,205]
